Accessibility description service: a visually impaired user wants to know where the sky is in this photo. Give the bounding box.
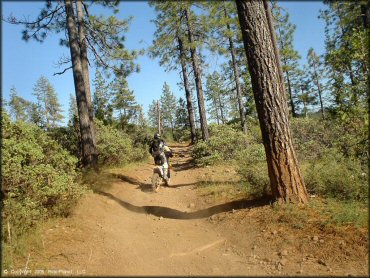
[1,1,327,125]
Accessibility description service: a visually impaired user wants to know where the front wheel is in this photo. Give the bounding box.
[152,172,161,192]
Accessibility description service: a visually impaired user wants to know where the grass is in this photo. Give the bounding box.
[195,169,368,230]
[196,181,250,203]
[309,197,368,228]
[256,196,368,231]
[81,158,150,192]
[2,219,51,270]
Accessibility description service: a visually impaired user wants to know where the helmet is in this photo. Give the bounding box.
[154,133,160,139]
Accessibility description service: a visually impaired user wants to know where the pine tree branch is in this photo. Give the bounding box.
[4,5,63,26]
[53,66,73,76]
[86,36,110,69]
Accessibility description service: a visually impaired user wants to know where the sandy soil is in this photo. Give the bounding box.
[14,144,368,276]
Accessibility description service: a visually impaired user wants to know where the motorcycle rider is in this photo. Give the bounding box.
[149,133,173,184]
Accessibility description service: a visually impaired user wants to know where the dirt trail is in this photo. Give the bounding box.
[23,145,368,276]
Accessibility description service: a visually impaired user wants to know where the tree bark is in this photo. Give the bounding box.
[76,0,97,147]
[263,0,286,106]
[225,8,247,133]
[65,0,97,168]
[177,35,197,144]
[184,8,209,141]
[236,0,308,204]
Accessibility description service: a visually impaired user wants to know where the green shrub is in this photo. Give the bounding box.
[95,119,147,166]
[321,198,368,227]
[173,128,191,143]
[235,143,270,196]
[2,112,85,242]
[290,118,337,161]
[192,124,252,166]
[290,117,368,164]
[48,124,81,159]
[303,148,368,201]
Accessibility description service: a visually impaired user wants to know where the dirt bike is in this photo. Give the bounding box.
[151,163,172,192]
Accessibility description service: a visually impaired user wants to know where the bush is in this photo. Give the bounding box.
[2,112,85,242]
[235,143,270,196]
[303,148,368,201]
[290,117,368,164]
[192,117,367,203]
[173,128,191,143]
[48,125,81,159]
[192,124,252,166]
[95,119,147,166]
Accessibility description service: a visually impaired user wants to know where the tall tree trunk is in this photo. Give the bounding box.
[65,0,97,168]
[218,94,226,124]
[285,70,297,117]
[177,36,197,144]
[337,22,359,107]
[236,0,308,204]
[277,30,297,118]
[263,1,286,106]
[184,8,209,141]
[363,1,370,28]
[76,0,97,147]
[215,98,220,125]
[224,8,247,133]
[157,100,161,135]
[300,86,308,119]
[312,62,325,119]
[171,122,175,139]
[347,65,359,106]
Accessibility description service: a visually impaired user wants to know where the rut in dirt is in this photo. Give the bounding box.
[94,190,271,219]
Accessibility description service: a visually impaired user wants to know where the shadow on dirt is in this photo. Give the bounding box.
[173,161,195,172]
[111,173,142,186]
[94,190,272,220]
[110,173,242,190]
[168,144,192,148]
[111,173,198,191]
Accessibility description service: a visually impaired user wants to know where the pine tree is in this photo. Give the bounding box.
[297,73,316,118]
[28,102,44,127]
[184,6,209,140]
[111,74,138,130]
[33,76,64,129]
[307,47,326,119]
[205,71,228,124]
[160,82,177,138]
[93,69,110,124]
[68,93,78,125]
[6,0,139,168]
[67,93,82,159]
[148,100,161,132]
[236,0,308,204]
[319,1,368,114]
[8,86,30,122]
[132,105,147,127]
[175,97,189,129]
[149,1,197,143]
[204,1,247,132]
[272,2,302,118]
